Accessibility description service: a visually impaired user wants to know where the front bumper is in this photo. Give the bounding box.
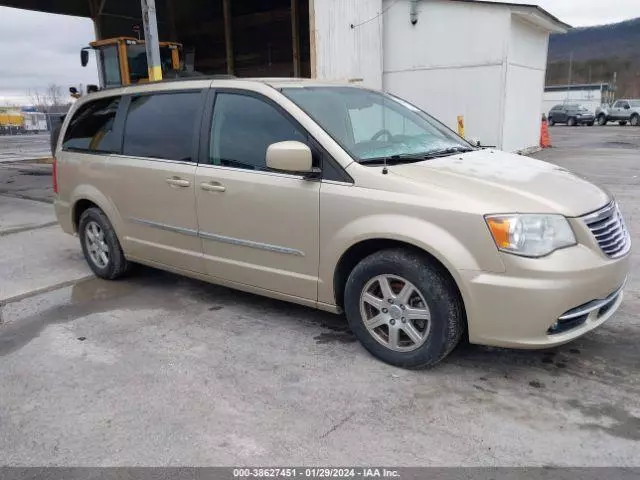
[460,244,630,349]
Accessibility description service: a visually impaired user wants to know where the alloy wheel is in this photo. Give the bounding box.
[359,275,431,352]
[84,220,110,268]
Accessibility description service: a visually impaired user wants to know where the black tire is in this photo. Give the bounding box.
[619,121,628,126]
[587,122,595,126]
[344,248,464,369]
[78,207,129,280]
[631,115,640,127]
[567,117,577,127]
[548,118,555,126]
[597,115,608,126]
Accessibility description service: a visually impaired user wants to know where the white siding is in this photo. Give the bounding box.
[382,0,510,147]
[311,0,562,152]
[502,64,546,152]
[385,66,505,148]
[383,0,508,73]
[501,16,549,152]
[312,0,383,88]
[542,89,604,115]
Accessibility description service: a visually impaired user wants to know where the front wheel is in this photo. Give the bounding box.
[597,115,608,126]
[631,115,639,127]
[567,117,577,127]
[344,249,464,369]
[79,207,129,280]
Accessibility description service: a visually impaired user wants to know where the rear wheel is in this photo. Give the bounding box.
[597,115,608,126]
[344,248,464,369]
[79,207,129,280]
[567,117,577,127]
[631,115,639,127]
[548,117,555,126]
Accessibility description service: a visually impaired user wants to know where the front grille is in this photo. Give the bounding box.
[582,202,631,258]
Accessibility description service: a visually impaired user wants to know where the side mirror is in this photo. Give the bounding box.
[80,48,89,67]
[624,104,631,110]
[266,141,313,173]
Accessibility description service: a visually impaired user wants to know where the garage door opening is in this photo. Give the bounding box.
[173,0,311,78]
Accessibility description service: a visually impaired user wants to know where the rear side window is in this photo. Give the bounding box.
[122,92,201,161]
[62,96,121,153]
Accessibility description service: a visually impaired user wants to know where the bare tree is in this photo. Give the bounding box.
[27,83,65,112]
[46,84,64,108]
[27,88,47,112]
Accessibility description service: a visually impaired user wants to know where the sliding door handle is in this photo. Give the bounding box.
[200,182,226,192]
[166,177,191,187]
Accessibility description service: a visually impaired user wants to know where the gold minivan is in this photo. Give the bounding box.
[54,78,630,368]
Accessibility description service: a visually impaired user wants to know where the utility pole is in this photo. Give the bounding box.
[566,51,573,103]
[141,0,163,82]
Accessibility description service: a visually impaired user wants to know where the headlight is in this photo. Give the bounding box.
[485,214,576,257]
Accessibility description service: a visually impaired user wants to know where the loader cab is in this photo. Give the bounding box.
[81,37,182,89]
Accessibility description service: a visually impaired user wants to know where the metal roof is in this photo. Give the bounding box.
[447,0,571,30]
[545,83,613,93]
[0,0,572,31]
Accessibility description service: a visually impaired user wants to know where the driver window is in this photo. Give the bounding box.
[209,92,307,171]
[348,102,423,144]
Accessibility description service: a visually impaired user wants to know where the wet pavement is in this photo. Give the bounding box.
[0,126,638,466]
[0,133,51,163]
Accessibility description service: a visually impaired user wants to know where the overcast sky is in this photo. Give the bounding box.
[1,1,639,106]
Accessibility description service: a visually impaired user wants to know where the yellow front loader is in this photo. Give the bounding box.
[80,37,183,89]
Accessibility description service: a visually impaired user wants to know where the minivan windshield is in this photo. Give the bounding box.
[282,87,472,163]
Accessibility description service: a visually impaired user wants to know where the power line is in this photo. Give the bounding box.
[351,0,401,29]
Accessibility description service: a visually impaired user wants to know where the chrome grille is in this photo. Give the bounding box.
[582,202,631,258]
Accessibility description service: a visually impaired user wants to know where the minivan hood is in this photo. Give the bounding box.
[389,149,610,217]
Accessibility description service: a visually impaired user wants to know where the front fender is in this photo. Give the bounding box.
[318,214,505,306]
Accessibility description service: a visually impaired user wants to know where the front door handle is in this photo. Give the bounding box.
[166,177,191,187]
[200,182,226,192]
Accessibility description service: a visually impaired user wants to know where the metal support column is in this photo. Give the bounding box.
[222,0,235,75]
[291,0,301,77]
[141,0,163,81]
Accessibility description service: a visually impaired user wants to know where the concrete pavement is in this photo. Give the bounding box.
[0,126,638,466]
[0,133,51,163]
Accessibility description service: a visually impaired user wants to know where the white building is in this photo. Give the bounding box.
[22,112,48,133]
[542,83,615,116]
[313,0,569,152]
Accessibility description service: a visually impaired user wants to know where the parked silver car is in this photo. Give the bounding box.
[596,100,640,126]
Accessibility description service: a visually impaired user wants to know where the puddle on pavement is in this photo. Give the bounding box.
[0,265,352,356]
[0,268,189,357]
[567,399,640,441]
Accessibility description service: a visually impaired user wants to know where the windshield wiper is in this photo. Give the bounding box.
[359,147,474,165]
[422,146,475,157]
[359,153,428,165]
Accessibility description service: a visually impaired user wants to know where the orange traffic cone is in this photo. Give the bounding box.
[540,114,552,148]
